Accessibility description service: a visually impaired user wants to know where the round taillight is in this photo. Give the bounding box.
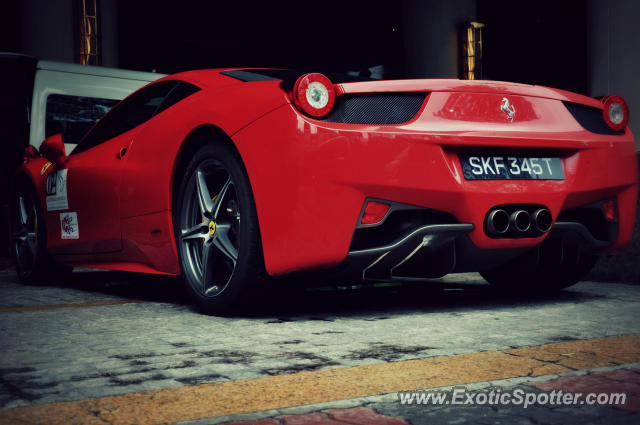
[293,73,335,118]
[602,95,629,131]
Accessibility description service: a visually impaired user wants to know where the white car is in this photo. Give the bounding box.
[0,53,165,253]
[28,58,166,153]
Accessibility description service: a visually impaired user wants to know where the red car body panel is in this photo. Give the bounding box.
[235,102,636,275]
[13,70,638,278]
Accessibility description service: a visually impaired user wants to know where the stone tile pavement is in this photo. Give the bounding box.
[1,257,640,424]
[214,366,640,425]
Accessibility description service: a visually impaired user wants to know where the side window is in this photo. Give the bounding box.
[155,82,200,115]
[45,94,118,144]
[74,80,178,154]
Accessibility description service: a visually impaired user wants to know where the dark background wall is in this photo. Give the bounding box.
[6,0,627,140]
[478,0,588,95]
[117,1,405,76]
[402,0,476,79]
[2,0,634,104]
[114,0,589,98]
[109,0,634,149]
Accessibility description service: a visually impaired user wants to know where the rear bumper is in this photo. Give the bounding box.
[347,224,473,280]
[234,103,638,276]
[343,220,612,282]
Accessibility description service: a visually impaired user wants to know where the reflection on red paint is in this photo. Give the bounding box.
[435,93,540,123]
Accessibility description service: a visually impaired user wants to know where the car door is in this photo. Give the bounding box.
[45,80,178,255]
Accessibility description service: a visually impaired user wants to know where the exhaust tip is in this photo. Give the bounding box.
[486,209,510,235]
[510,210,531,232]
[533,208,553,233]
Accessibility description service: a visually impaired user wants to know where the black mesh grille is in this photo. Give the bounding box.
[563,101,624,135]
[319,93,427,125]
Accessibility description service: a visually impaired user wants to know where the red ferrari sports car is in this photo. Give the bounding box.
[10,69,638,314]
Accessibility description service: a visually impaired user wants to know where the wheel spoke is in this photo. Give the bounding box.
[196,168,215,218]
[181,222,208,241]
[212,177,232,220]
[212,224,238,264]
[26,233,36,255]
[18,196,28,224]
[18,241,32,268]
[200,239,215,293]
[181,160,241,298]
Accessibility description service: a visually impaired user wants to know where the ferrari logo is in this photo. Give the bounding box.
[208,221,216,235]
[500,97,516,122]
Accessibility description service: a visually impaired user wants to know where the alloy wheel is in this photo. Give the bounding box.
[179,160,241,297]
[12,193,38,274]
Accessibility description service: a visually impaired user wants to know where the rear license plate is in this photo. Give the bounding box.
[459,154,565,180]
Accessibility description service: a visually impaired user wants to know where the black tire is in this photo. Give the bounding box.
[174,142,266,315]
[480,252,598,294]
[10,179,73,285]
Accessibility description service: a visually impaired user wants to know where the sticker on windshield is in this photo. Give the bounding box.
[60,212,79,239]
[46,169,69,211]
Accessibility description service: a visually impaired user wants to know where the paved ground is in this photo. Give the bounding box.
[0,258,639,424]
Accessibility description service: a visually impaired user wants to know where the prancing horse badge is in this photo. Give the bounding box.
[500,97,516,122]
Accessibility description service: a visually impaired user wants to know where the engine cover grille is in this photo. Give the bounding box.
[319,93,427,125]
